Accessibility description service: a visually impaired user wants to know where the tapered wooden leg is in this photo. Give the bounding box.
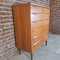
[31,53,33,60]
[18,49,21,55]
[45,40,47,46]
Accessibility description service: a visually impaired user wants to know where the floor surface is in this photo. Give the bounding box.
[10,34,60,60]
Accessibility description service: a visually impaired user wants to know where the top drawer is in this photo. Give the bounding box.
[31,5,50,14]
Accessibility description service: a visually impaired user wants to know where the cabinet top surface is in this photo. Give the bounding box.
[13,2,50,9]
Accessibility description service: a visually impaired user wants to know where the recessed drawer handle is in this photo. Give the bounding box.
[33,35,39,38]
[33,40,40,46]
[32,5,40,7]
[32,13,40,15]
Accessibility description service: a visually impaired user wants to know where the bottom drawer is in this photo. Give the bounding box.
[32,40,42,52]
[32,33,48,52]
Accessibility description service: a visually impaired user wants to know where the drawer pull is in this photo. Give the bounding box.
[33,35,39,38]
[33,40,40,46]
[31,4,40,7]
[32,13,40,15]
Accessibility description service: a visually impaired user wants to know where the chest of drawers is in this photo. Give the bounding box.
[12,2,50,60]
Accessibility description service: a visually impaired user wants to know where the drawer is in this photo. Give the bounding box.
[42,20,49,26]
[32,32,48,52]
[43,8,50,14]
[32,34,41,44]
[32,33,46,44]
[31,14,49,22]
[32,35,44,52]
[32,40,41,52]
[31,20,49,29]
[31,25,49,37]
[42,29,49,36]
[31,5,43,13]
[31,5,50,14]
[31,28,43,37]
[31,20,42,28]
[40,30,49,40]
[39,32,48,41]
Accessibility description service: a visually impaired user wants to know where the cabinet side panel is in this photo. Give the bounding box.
[23,3,31,53]
[12,5,22,49]
[19,4,28,51]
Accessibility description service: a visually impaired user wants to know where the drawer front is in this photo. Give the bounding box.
[32,33,46,44]
[42,20,49,26]
[31,21,42,29]
[32,28,43,37]
[31,14,49,22]
[31,29,49,44]
[42,29,49,36]
[31,25,49,37]
[31,20,49,29]
[32,34,41,44]
[31,5,50,14]
[31,32,48,52]
[43,8,50,14]
[32,40,41,51]
[32,34,46,52]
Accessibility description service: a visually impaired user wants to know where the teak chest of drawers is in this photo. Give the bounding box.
[12,3,50,60]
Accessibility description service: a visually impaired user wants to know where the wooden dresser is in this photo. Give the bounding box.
[12,2,50,60]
